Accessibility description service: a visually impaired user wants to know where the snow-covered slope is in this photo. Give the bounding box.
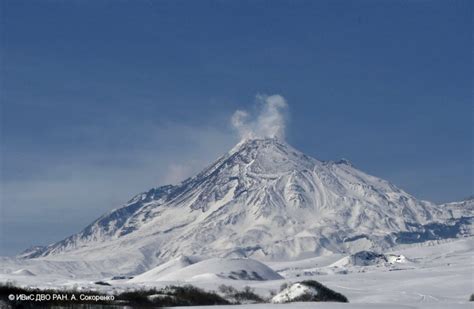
[126,255,202,282]
[439,197,474,219]
[130,258,282,282]
[272,283,317,303]
[20,138,473,274]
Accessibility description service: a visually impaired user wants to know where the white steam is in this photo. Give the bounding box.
[231,94,288,140]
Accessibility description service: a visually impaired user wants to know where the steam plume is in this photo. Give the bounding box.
[231,94,288,140]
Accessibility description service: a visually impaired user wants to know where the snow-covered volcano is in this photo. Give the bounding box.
[21,138,472,274]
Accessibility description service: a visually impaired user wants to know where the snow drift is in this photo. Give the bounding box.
[130,258,283,282]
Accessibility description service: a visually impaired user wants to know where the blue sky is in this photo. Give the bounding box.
[1,0,472,255]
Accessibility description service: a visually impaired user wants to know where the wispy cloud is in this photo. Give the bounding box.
[1,121,237,254]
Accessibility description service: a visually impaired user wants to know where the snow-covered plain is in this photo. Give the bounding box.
[1,237,472,308]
